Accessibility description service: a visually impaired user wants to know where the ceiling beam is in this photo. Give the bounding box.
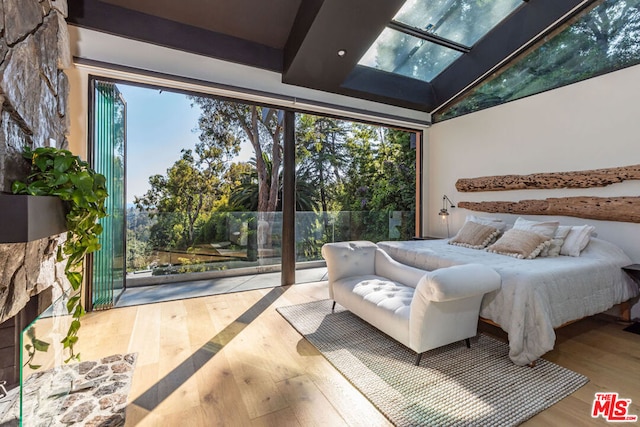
[67,0,282,72]
[341,66,436,112]
[282,0,404,91]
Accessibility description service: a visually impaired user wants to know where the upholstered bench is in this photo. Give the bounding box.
[321,241,501,365]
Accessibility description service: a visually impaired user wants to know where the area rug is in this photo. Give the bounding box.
[277,300,588,427]
[20,353,137,426]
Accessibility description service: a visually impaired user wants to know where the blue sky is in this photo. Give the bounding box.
[117,83,251,204]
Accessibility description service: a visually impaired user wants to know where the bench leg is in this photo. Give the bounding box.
[331,301,336,312]
[465,338,471,348]
[415,353,423,366]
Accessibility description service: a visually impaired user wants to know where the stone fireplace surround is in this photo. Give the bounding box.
[0,0,72,389]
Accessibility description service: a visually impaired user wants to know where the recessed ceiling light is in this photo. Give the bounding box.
[337,49,347,57]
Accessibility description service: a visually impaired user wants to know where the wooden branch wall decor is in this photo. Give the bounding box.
[456,164,640,192]
[458,197,640,223]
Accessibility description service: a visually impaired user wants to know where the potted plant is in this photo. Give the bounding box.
[12,146,108,362]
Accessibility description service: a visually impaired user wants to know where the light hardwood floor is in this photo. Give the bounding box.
[74,281,640,426]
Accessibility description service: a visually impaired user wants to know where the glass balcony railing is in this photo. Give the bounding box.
[295,210,416,262]
[125,210,415,284]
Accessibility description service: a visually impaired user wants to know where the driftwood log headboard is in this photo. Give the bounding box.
[455,164,640,223]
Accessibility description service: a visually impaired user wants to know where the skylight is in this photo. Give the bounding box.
[394,0,523,47]
[358,28,463,82]
[358,0,524,82]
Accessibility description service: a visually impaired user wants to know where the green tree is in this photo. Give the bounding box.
[296,115,348,212]
[190,97,284,213]
[336,126,416,241]
[229,154,318,212]
[339,124,379,212]
[135,149,219,248]
[126,207,152,271]
[368,129,416,213]
[126,229,151,271]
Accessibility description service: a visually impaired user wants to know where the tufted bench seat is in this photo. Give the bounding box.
[322,241,501,365]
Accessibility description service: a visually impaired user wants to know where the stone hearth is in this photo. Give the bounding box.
[1,353,137,427]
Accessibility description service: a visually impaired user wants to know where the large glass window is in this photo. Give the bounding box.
[435,0,640,121]
[92,80,419,291]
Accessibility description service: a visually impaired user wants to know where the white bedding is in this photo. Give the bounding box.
[377,238,639,365]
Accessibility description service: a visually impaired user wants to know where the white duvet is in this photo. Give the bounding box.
[377,238,639,365]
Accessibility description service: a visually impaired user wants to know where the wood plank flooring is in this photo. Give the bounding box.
[73,282,640,426]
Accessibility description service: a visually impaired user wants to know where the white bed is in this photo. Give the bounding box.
[377,238,639,366]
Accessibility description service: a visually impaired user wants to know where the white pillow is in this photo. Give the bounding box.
[513,217,559,239]
[466,214,507,231]
[560,225,596,257]
[540,226,572,257]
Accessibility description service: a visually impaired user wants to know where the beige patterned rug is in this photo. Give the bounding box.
[277,300,588,427]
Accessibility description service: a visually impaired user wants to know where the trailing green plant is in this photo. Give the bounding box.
[12,146,108,363]
[23,326,50,370]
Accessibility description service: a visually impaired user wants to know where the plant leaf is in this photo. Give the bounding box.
[11,181,27,194]
[54,155,74,173]
[66,295,80,312]
[67,271,82,290]
[33,339,50,352]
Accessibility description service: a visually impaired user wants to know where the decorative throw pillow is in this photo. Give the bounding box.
[449,221,500,249]
[540,225,572,257]
[560,225,596,256]
[466,214,507,231]
[513,217,560,239]
[486,228,551,259]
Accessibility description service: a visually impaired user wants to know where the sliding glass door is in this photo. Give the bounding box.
[90,80,126,309]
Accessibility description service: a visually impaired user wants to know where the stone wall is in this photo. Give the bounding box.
[0,0,72,324]
[0,234,70,323]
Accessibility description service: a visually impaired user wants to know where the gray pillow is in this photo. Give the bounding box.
[486,228,551,259]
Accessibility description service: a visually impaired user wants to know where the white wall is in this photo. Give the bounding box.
[426,63,640,319]
[65,67,89,159]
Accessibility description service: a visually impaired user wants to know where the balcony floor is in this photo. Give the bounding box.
[115,267,328,308]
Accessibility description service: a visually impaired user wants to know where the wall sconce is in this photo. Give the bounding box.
[439,195,455,237]
[439,194,455,219]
